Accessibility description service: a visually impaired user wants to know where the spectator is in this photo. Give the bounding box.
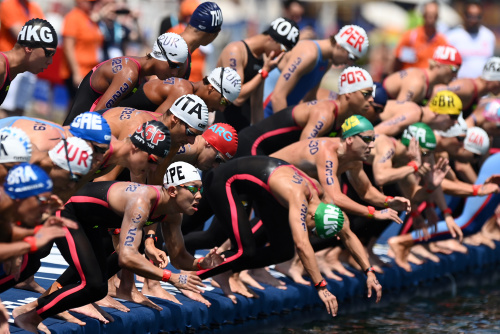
[393,1,448,72]
[0,0,46,117]
[445,0,495,79]
[60,0,104,100]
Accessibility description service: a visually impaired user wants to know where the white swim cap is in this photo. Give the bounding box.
[0,127,32,163]
[334,25,369,59]
[170,94,209,132]
[482,99,500,123]
[481,57,500,82]
[207,67,242,103]
[48,137,93,175]
[338,66,373,95]
[163,161,201,187]
[152,32,189,64]
[435,113,468,138]
[464,127,489,155]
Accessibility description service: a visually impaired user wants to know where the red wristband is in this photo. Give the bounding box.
[314,279,327,289]
[162,269,172,282]
[442,208,452,216]
[364,266,375,275]
[197,257,205,270]
[33,225,43,235]
[407,161,419,173]
[472,184,481,196]
[367,206,376,218]
[23,236,37,253]
[259,69,269,79]
[384,196,394,208]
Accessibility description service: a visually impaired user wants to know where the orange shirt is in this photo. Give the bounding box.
[0,0,45,51]
[60,8,103,80]
[394,26,448,70]
[168,24,205,82]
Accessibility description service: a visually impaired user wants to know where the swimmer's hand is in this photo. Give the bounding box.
[317,286,338,317]
[366,272,382,303]
[144,244,168,268]
[386,196,411,213]
[199,247,225,270]
[169,273,206,294]
[374,208,404,224]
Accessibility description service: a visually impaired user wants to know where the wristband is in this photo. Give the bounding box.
[384,196,394,208]
[364,266,375,275]
[145,234,157,242]
[33,225,43,235]
[472,184,481,196]
[366,206,376,218]
[407,161,419,173]
[23,236,37,253]
[442,208,452,216]
[197,257,205,270]
[259,69,269,79]
[161,269,172,282]
[111,228,121,235]
[314,279,327,289]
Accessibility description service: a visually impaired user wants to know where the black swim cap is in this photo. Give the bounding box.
[130,120,171,158]
[17,18,58,49]
[265,17,300,51]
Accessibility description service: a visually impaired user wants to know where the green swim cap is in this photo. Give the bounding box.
[313,203,344,238]
[341,115,374,139]
[400,122,437,151]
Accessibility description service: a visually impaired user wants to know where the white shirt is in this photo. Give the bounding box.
[445,25,495,78]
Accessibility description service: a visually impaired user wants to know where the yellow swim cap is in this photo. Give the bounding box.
[429,90,462,116]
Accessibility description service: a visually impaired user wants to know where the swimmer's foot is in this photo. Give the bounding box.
[388,236,413,272]
[229,272,259,299]
[246,268,286,289]
[275,258,310,286]
[14,275,45,293]
[69,303,113,324]
[96,295,130,313]
[212,271,237,304]
[141,278,182,305]
[410,244,440,263]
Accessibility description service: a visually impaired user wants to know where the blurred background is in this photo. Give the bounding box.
[2,0,499,122]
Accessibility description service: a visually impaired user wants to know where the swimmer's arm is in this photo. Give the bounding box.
[250,81,265,125]
[271,46,316,113]
[374,111,419,137]
[0,243,32,262]
[372,139,414,186]
[154,81,192,114]
[300,105,332,140]
[161,214,198,270]
[301,82,321,104]
[94,65,138,110]
[396,79,423,104]
[288,194,323,285]
[337,219,370,274]
[345,167,386,207]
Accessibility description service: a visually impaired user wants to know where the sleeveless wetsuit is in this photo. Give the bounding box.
[63,57,143,125]
[263,41,329,117]
[0,53,12,105]
[34,181,165,319]
[185,156,318,279]
[214,41,264,132]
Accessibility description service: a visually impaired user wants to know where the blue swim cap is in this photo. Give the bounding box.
[4,163,53,199]
[189,2,223,33]
[373,82,388,107]
[69,112,112,144]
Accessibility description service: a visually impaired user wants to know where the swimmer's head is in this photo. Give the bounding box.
[401,122,437,151]
[341,115,374,139]
[429,91,462,116]
[312,203,344,238]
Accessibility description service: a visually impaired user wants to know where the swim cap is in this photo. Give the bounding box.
[207,67,242,103]
[464,127,489,155]
[4,163,53,200]
[401,123,437,150]
[481,57,500,81]
[189,1,223,33]
[130,121,171,158]
[432,45,462,66]
[202,123,238,159]
[152,32,189,64]
[435,113,468,138]
[373,82,388,107]
[69,112,112,145]
[265,17,300,51]
[313,203,344,239]
[163,161,201,187]
[338,66,373,95]
[429,91,462,116]
[482,99,500,123]
[341,115,374,139]
[0,127,32,163]
[17,18,57,50]
[334,25,369,59]
[48,137,93,175]
[170,94,209,131]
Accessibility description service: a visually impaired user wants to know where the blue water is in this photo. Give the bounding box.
[212,270,500,334]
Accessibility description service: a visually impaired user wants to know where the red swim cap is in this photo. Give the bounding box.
[432,45,462,66]
[202,123,238,159]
